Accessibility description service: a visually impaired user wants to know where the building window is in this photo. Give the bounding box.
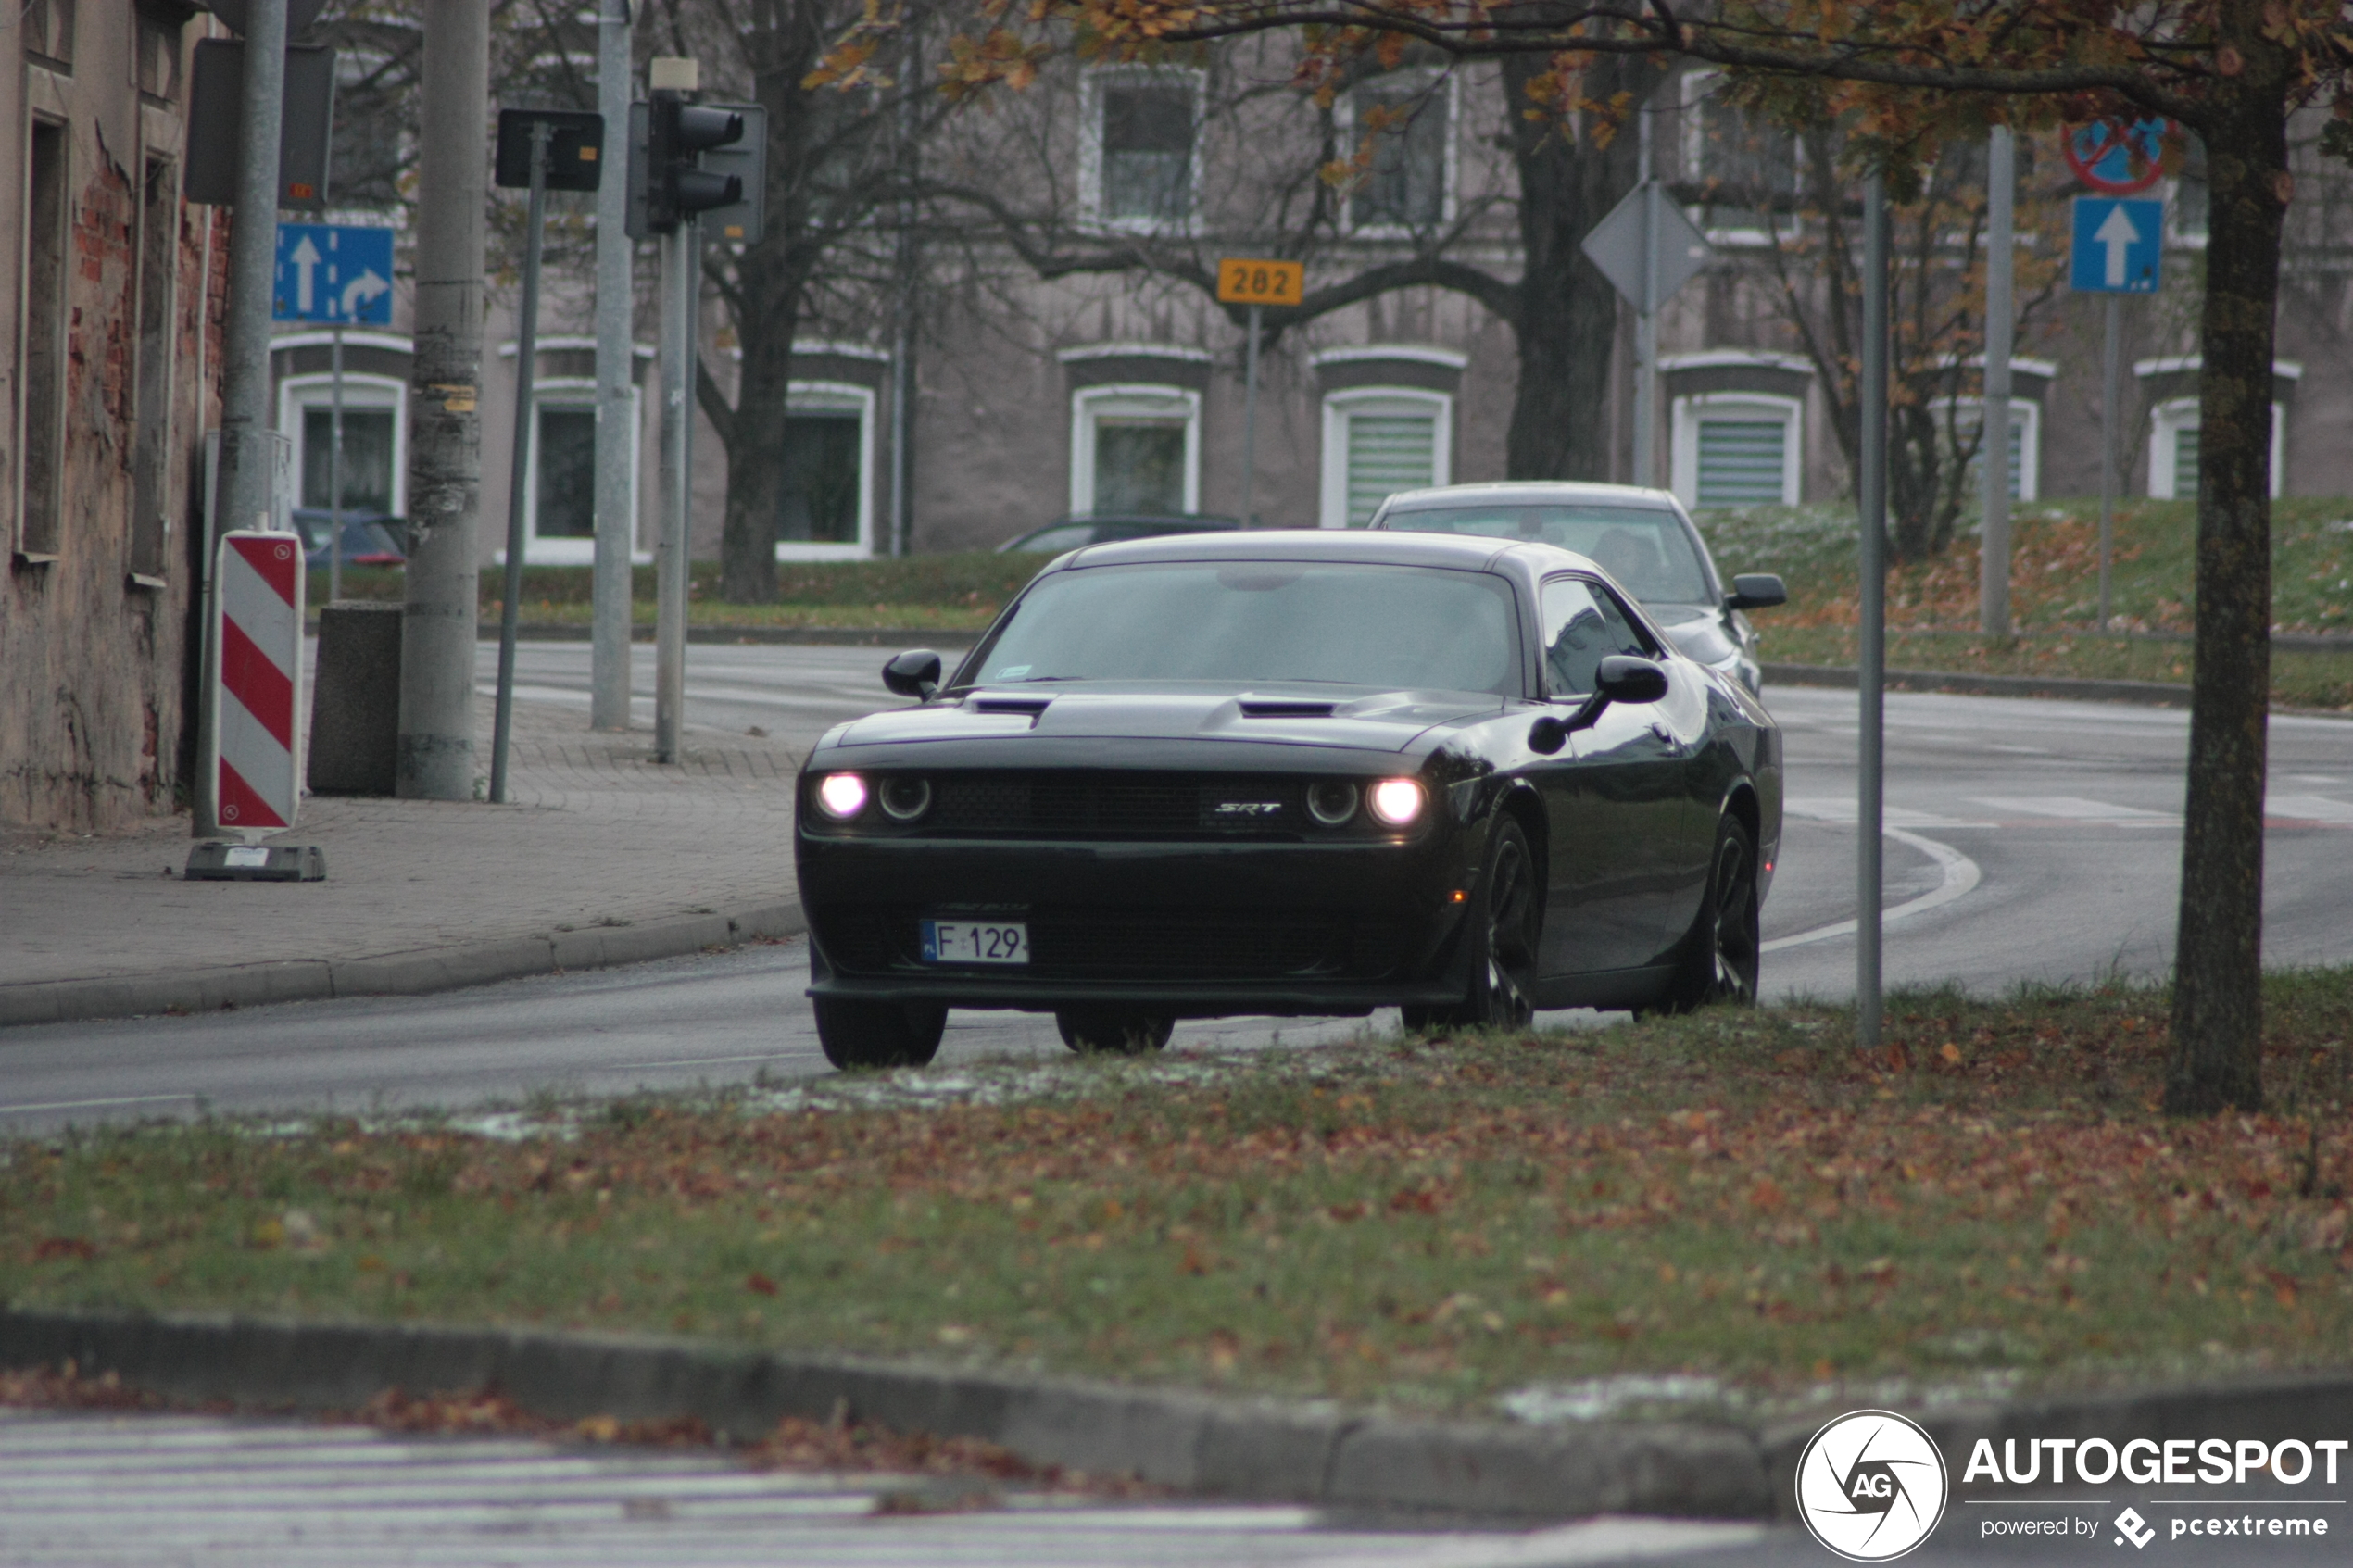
[532,401,598,542]
[1937,397,2041,503]
[135,6,182,102]
[777,382,875,558]
[280,373,406,521]
[1083,71,1200,231]
[26,0,74,70]
[1071,384,1201,517]
[1346,73,1452,232]
[2147,397,2284,500]
[16,119,69,559]
[1320,388,1453,529]
[1682,71,1798,235]
[1670,394,1803,508]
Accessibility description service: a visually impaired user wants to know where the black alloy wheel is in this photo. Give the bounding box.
[1055,1009,1176,1054]
[1660,814,1761,1013]
[1403,817,1540,1033]
[812,997,949,1070]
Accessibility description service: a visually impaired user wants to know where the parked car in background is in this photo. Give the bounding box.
[292,508,406,570]
[797,529,1781,1068]
[997,513,1245,554]
[1365,483,1784,696]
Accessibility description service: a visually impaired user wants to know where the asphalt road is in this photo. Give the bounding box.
[6,646,2352,1134]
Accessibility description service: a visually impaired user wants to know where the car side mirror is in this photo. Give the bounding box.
[1727,573,1787,611]
[882,648,943,700]
[1558,655,1668,734]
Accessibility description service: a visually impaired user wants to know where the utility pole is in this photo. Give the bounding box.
[1857,173,1891,1054]
[1633,104,1659,489]
[397,0,489,799]
[1980,124,2016,636]
[591,0,635,727]
[195,0,286,836]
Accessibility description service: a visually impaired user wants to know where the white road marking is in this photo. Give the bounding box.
[1971,794,2177,822]
[1782,797,1992,829]
[0,1092,197,1115]
[2266,794,2353,823]
[1762,826,1983,953]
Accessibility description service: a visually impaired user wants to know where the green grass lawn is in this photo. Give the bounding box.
[11,972,2353,1425]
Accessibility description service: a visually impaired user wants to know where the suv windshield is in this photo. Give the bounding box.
[964,562,1520,696]
[1380,503,1712,604]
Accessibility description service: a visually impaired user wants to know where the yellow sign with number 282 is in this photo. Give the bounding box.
[1216,257,1304,306]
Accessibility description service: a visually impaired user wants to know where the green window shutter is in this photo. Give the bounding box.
[2173,424,2199,501]
[1695,419,1786,507]
[1346,414,1435,527]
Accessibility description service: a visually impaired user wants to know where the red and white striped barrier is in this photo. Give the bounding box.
[205,529,307,836]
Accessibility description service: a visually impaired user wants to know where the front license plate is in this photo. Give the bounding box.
[920,919,1029,965]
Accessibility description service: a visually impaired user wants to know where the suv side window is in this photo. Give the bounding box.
[1540,575,1652,697]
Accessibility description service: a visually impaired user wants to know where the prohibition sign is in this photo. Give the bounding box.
[2063,118,2170,195]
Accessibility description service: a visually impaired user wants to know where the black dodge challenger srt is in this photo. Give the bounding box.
[795,530,1781,1069]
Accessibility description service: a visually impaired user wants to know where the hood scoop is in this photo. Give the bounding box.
[969,694,1054,717]
[1238,697,1340,719]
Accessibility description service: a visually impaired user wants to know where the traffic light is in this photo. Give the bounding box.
[626,92,744,237]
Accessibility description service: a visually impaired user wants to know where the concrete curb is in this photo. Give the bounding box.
[6,1307,2352,1520]
[0,898,806,1031]
[1765,662,2194,707]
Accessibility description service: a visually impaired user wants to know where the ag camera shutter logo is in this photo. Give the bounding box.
[1795,1410,1949,1561]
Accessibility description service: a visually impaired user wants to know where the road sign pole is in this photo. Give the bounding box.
[2099,293,2120,630]
[329,324,345,604]
[1633,107,1658,489]
[1981,125,2015,637]
[1858,172,1890,1054]
[1239,304,1261,527]
[491,119,554,806]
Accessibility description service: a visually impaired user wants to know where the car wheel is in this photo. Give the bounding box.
[1055,1009,1175,1054]
[1659,814,1761,1013]
[812,997,948,1070]
[1406,817,1540,1033]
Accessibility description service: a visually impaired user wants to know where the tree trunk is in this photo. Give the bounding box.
[715,260,798,604]
[1500,50,1661,480]
[2164,48,2288,1115]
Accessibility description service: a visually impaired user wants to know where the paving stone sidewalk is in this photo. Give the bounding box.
[0,700,807,1024]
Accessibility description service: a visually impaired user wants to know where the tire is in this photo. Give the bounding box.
[1404,816,1540,1033]
[1056,1009,1175,1054]
[813,997,948,1070]
[1658,814,1761,1013]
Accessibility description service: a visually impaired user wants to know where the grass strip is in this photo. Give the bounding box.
[1759,626,2353,711]
[9,970,2352,1425]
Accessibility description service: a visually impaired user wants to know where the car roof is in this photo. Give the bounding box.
[1046,526,1594,576]
[1375,481,1683,513]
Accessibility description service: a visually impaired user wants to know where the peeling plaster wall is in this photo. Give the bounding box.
[1,9,216,832]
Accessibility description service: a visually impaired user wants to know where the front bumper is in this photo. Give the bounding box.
[797,831,1478,1015]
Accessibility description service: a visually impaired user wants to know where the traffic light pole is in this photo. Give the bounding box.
[590,0,635,730]
[491,119,553,804]
[654,216,693,764]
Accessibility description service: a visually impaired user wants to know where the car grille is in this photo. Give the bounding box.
[815,909,1404,983]
[927,773,1306,836]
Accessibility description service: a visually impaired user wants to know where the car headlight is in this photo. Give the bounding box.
[878,776,933,822]
[815,772,869,820]
[1368,778,1425,827]
[1306,780,1359,827]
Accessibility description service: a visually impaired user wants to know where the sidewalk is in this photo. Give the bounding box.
[0,698,809,1028]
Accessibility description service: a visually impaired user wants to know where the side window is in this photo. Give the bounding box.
[1540,577,1650,697]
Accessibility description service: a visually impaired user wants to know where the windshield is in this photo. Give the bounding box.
[963,562,1521,696]
[1379,504,1713,605]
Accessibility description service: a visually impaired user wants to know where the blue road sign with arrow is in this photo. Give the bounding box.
[272,223,396,324]
[2070,196,2163,294]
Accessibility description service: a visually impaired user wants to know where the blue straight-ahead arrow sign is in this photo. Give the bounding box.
[2070,196,2163,294]
[273,223,396,324]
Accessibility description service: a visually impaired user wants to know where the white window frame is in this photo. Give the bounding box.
[1677,69,1802,248]
[1671,392,1803,509]
[1933,395,2042,503]
[775,379,878,561]
[276,370,408,520]
[1318,386,1453,529]
[504,378,638,566]
[1340,69,1457,236]
[1070,383,1202,518]
[2148,396,2284,501]
[1078,66,1206,236]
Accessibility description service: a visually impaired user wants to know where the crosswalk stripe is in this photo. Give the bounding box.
[1782,797,1990,828]
[1969,794,2176,822]
[2266,794,2353,823]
